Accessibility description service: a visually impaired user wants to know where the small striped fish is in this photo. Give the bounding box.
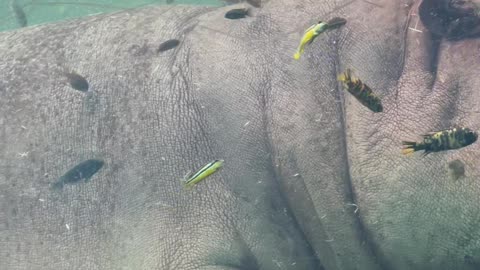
[338,69,383,113]
[402,127,478,156]
[182,160,224,188]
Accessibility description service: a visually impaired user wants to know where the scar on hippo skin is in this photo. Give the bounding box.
[419,0,480,40]
[447,159,465,180]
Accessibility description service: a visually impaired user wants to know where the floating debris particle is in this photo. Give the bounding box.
[402,128,478,156]
[181,159,224,188]
[52,159,104,189]
[64,71,89,92]
[448,159,465,180]
[346,203,359,213]
[338,69,383,112]
[157,39,180,53]
[225,8,251,20]
[10,0,27,28]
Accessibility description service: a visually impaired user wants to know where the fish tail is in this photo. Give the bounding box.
[51,181,64,190]
[338,69,351,82]
[401,141,417,155]
[182,180,194,189]
[294,45,305,60]
[245,7,252,17]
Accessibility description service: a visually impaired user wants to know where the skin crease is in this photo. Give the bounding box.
[1,0,480,269]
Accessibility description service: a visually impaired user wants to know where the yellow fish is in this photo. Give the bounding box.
[181,159,224,188]
[294,17,347,60]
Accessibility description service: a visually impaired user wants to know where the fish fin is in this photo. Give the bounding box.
[421,151,431,157]
[182,170,193,181]
[401,141,417,156]
[294,52,301,60]
[338,69,352,82]
[401,148,415,156]
[245,7,252,17]
[51,181,64,190]
[306,37,315,45]
[421,132,435,137]
[401,141,417,146]
[182,180,194,190]
[304,24,316,34]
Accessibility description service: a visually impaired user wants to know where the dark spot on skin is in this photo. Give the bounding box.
[108,203,115,213]
[225,8,251,20]
[11,207,17,216]
[64,71,89,92]
[448,159,465,180]
[52,159,104,189]
[157,39,180,53]
[419,0,480,40]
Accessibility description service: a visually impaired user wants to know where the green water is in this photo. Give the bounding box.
[0,0,223,32]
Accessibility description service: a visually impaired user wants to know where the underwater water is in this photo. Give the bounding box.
[2,0,480,269]
[0,0,223,31]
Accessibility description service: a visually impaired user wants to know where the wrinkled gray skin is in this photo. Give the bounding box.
[2,0,480,269]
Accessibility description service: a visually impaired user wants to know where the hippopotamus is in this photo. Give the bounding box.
[2,0,480,269]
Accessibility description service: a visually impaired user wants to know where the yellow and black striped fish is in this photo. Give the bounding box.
[181,159,224,188]
[401,127,478,156]
[338,69,383,113]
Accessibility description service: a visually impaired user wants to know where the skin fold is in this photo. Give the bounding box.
[1,0,480,269]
